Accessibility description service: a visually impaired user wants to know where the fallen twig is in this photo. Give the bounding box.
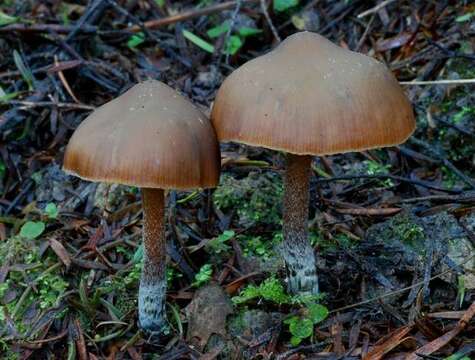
[261,0,281,43]
[4,100,95,111]
[384,192,475,205]
[427,311,467,319]
[357,0,398,18]
[128,0,260,32]
[316,174,462,194]
[0,1,260,35]
[0,23,97,34]
[335,207,402,216]
[400,79,475,85]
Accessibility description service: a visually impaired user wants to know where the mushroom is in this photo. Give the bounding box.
[211,32,415,295]
[63,80,220,332]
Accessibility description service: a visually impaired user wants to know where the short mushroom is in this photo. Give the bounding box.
[63,80,220,332]
[211,31,415,295]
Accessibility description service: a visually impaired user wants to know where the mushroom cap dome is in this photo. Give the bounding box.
[211,31,415,155]
[64,80,220,189]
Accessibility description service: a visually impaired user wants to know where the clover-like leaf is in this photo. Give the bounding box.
[20,221,45,239]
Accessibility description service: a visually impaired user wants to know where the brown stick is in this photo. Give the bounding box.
[128,0,260,32]
[335,207,402,216]
[0,23,97,34]
[0,1,259,35]
[357,0,397,18]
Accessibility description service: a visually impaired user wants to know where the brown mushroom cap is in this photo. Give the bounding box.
[64,80,220,189]
[211,31,415,156]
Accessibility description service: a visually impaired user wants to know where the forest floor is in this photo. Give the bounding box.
[0,1,475,359]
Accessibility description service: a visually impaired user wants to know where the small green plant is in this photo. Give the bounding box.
[0,339,19,360]
[214,173,283,227]
[193,264,213,287]
[167,267,183,284]
[232,277,290,305]
[206,230,235,254]
[127,32,145,49]
[19,221,45,239]
[0,159,5,183]
[37,274,68,309]
[242,235,269,258]
[455,11,475,23]
[381,214,426,253]
[207,21,262,55]
[284,302,329,346]
[0,232,70,336]
[100,262,142,316]
[273,0,300,12]
[445,355,470,360]
[0,10,18,26]
[233,277,329,346]
[363,160,393,187]
[44,202,59,219]
[452,106,474,124]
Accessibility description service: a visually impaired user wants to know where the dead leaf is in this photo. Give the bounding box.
[376,32,413,52]
[363,325,413,360]
[49,238,71,268]
[185,284,233,350]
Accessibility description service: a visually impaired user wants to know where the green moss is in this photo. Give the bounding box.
[238,233,280,260]
[213,172,283,226]
[0,342,19,360]
[100,263,141,316]
[232,277,290,305]
[378,213,425,252]
[0,230,71,336]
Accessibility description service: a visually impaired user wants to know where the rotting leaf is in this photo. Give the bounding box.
[362,325,413,360]
[49,238,71,268]
[185,284,233,350]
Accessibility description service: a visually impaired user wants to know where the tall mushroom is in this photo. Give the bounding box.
[63,80,220,332]
[211,32,415,295]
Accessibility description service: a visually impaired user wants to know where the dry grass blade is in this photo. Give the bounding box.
[400,79,475,85]
[357,0,398,18]
[335,207,402,216]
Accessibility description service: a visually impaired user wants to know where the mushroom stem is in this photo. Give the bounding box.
[139,188,167,332]
[281,154,319,295]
